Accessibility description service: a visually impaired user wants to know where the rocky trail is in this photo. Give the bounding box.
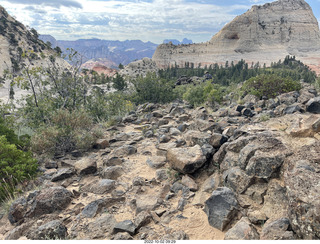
[0,82,320,240]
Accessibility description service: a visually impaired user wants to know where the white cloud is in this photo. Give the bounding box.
[3,0,317,44]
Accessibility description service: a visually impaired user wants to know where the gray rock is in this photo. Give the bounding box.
[45,161,58,169]
[284,145,320,239]
[74,157,97,175]
[112,232,134,240]
[159,134,171,143]
[210,133,228,148]
[167,145,207,174]
[81,197,126,219]
[184,130,212,147]
[134,211,152,230]
[181,175,198,191]
[100,166,124,180]
[204,187,239,231]
[51,168,75,182]
[84,214,117,239]
[9,187,73,225]
[177,123,188,132]
[283,104,304,114]
[27,220,67,240]
[261,218,295,240]
[223,167,251,194]
[146,156,166,169]
[156,169,169,181]
[103,156,123,166]
[201,144,216,160]
[82,199,108,218]
[112,145,137,157]
[246,152,284,180]
[241,108,254,117]
[169,127,181,136]
[225,217,259,240]
[113,220,136,235]
[306,96,320,114]
[82,179,116,194]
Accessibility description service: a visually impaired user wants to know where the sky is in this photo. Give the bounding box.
[1,0,319,44]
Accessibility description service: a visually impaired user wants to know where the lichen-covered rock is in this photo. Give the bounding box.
[27,220,67,240]
[284,143,320,239]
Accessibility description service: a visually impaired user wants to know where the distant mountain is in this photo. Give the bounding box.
[163,38,193,45]
[39,35,158,68]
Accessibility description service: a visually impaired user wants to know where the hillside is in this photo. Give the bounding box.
[0,5,68,103]
[152,0,320,74]
[1,80,320,240]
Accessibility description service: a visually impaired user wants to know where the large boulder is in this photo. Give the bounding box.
[167,145,207,174]
[284,143,320,239]
[8,187,73,225]
[204,187,239,231]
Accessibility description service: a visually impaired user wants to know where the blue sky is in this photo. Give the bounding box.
[1,0,319,44]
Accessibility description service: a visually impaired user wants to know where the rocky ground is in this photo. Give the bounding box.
[0,82,320,240]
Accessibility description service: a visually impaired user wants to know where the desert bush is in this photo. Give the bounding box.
[241,74,301,99]
[31,109,102,156]
[182,81,225,107]
[0,135,38,202]
[131,72,177,104]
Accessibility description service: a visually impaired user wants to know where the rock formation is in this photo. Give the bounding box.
[152,0,320,74]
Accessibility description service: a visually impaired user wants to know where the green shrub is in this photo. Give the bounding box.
[131,73,177,104]
[182,81,225,107]
[112,74,127,91]
[0,135,38,202]
[241,74,301,99]
[31,109,102,156]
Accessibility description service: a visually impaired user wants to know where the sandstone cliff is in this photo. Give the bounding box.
[152,0,320,73]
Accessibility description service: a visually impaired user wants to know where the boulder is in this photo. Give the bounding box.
[181,175,198,191]
[183,130,212,147]
[223,167,252,194]
[8,187,73,225]
[224,217,259,240]
[81,199,108,218]
[146,156,166,169]
[93,139,109,149]
[113,220,136,235]
[51,168,75,182]
[260,218,295,240]
[306,96,320,114]
[167,145,207,174]
[83,179,116,194]
[204,187,239,231]
[27,220,67,240]
[111,145,137,157]
[74,157,97,175]
[100,166,124,180]
[284,144,320,239]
